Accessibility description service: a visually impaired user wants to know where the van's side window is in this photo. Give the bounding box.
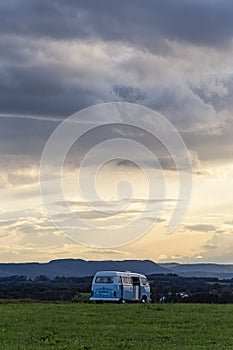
[118,276,122,284]
[95,276,113,284]
[122,276,133,285]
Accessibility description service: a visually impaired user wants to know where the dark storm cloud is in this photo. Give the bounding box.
[114,85,145,104]
[0,0,232,167]
[0,117,55,155]
[1,0,233,47]
[0,0,233,119]
[75,0,233,48]
[0,62,105,117]
[192,75,233,112]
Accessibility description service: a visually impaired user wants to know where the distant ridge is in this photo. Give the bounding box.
[0,259,168,279]
[0,259,233,279]
[159,263,233,279]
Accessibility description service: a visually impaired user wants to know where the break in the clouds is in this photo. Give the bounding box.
[0,0,232,262]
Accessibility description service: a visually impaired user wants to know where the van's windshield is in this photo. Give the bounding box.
[141,277,148,285]
[95,276,113,284]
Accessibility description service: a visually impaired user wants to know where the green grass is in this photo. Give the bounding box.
[0,303,233,349]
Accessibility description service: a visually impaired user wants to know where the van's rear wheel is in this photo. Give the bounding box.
[120,299,126,303]
[141,296,147,303]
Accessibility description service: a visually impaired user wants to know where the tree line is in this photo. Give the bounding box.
[0,274,233,303]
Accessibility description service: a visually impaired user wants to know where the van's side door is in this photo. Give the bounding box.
[122,276,133,300]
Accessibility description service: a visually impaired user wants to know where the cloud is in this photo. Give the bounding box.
[0,1,232,167]
[0,0,232,263]
[1,1,233,48]
[185,224,217,232]
[115,159,139,168]
[225,220,233,226]
[201,229,233,263]
[85,248,128,256]
[0,2,232,126]
[0,155,39,188]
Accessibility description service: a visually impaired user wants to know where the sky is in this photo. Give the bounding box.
[0,0,232,263]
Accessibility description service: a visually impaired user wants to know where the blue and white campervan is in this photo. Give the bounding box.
[90,271,150,302]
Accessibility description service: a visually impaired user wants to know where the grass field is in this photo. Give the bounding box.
[0,302,233,349]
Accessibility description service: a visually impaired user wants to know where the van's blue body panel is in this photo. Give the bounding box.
[90,271,150,302]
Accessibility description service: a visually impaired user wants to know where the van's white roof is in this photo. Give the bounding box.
[94,270,147,278]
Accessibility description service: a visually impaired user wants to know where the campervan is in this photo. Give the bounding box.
[90,271,150,302]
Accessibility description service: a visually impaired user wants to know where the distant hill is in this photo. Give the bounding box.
[1,259,233,279]
[0,259,169,279]
[160,263,233,279]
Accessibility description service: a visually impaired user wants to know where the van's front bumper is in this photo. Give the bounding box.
[90,297,120,302]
